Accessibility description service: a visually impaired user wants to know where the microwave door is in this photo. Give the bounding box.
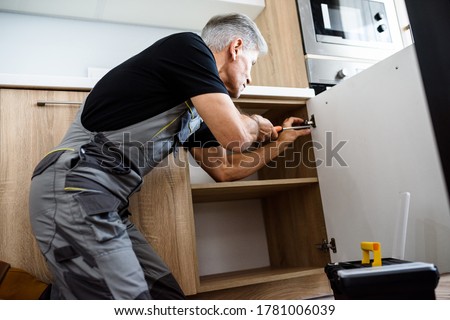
[307,45,450,270]
[313,1,391,44]
[297,0,404,60]
[313,1,370,40]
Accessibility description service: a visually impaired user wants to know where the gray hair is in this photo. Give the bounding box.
[201,13,268,55]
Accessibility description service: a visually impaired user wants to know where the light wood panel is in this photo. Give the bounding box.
[259,106,319,179]
[436,273,450,300]
[252,0,309,88]
[0,89,199,295]
[233,98,307,109]
[198,266,324,293]
[192,272,332,300]
[263,184,330,268]
[0,88,87,283]
[129,149,198,295]
[255,101,329,269]
[192,178,318,202]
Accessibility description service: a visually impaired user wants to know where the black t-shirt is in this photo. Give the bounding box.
[81,32,229,132]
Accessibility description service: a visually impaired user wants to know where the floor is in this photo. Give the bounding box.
[436,273,450,300]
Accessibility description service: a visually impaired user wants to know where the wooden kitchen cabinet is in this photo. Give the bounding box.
[0,87,199,295]
[0,87,333,299]
[0,88,88,284]
[185,91,332,299]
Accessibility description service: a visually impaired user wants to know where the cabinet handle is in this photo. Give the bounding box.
[37,101,82,107]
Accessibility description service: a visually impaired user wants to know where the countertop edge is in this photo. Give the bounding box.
[0,74,97,91]
[0,73,315,98]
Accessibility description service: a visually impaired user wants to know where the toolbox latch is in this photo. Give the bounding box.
[361,241,382,267]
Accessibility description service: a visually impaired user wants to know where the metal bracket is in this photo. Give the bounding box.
[316,238,337,253]
[306,114,316,128]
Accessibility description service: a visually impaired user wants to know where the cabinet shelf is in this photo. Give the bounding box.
[191,177,319,203]
[198,266,324,293]
[231,86,313,118]
[233,97,307,110]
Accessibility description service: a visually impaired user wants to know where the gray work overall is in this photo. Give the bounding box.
[29,100,201,299]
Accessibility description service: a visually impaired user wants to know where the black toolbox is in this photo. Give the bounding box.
[324,242,440,300]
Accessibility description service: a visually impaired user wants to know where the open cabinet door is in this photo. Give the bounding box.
[307,45,450,272]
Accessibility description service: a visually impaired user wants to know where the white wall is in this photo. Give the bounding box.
[0,12,186,77]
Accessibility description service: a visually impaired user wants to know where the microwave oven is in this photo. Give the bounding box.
[296,0,404,89]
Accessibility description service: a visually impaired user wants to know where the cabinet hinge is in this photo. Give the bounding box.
[316,238,337,253]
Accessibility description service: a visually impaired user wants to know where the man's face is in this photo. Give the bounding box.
[220,48,259,99]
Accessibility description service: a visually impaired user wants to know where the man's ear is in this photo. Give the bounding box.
[228,38,244,61]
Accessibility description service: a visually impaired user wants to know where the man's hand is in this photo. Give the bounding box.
[247,115,311,145]
[248,114,277,143]
[276,117,311,142]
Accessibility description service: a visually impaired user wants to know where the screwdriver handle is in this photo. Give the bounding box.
[274,126,283,132]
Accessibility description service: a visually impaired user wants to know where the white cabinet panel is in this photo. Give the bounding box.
[307,45,450,272]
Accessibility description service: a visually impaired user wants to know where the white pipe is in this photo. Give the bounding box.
[392,191,411,259]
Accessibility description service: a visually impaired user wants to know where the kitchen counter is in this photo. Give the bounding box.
[0,73,315,99]
[0,73,97,91]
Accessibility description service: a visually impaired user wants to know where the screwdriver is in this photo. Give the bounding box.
[275,115,316,132]
[275,124,311,132]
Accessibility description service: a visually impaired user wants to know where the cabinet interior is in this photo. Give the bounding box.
[190,97,331,294]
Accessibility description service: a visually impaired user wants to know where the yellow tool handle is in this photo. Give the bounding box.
[361,242,382,267]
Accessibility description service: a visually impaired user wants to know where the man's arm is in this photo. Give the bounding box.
[189,117,311,182]
[191,92,277,152]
